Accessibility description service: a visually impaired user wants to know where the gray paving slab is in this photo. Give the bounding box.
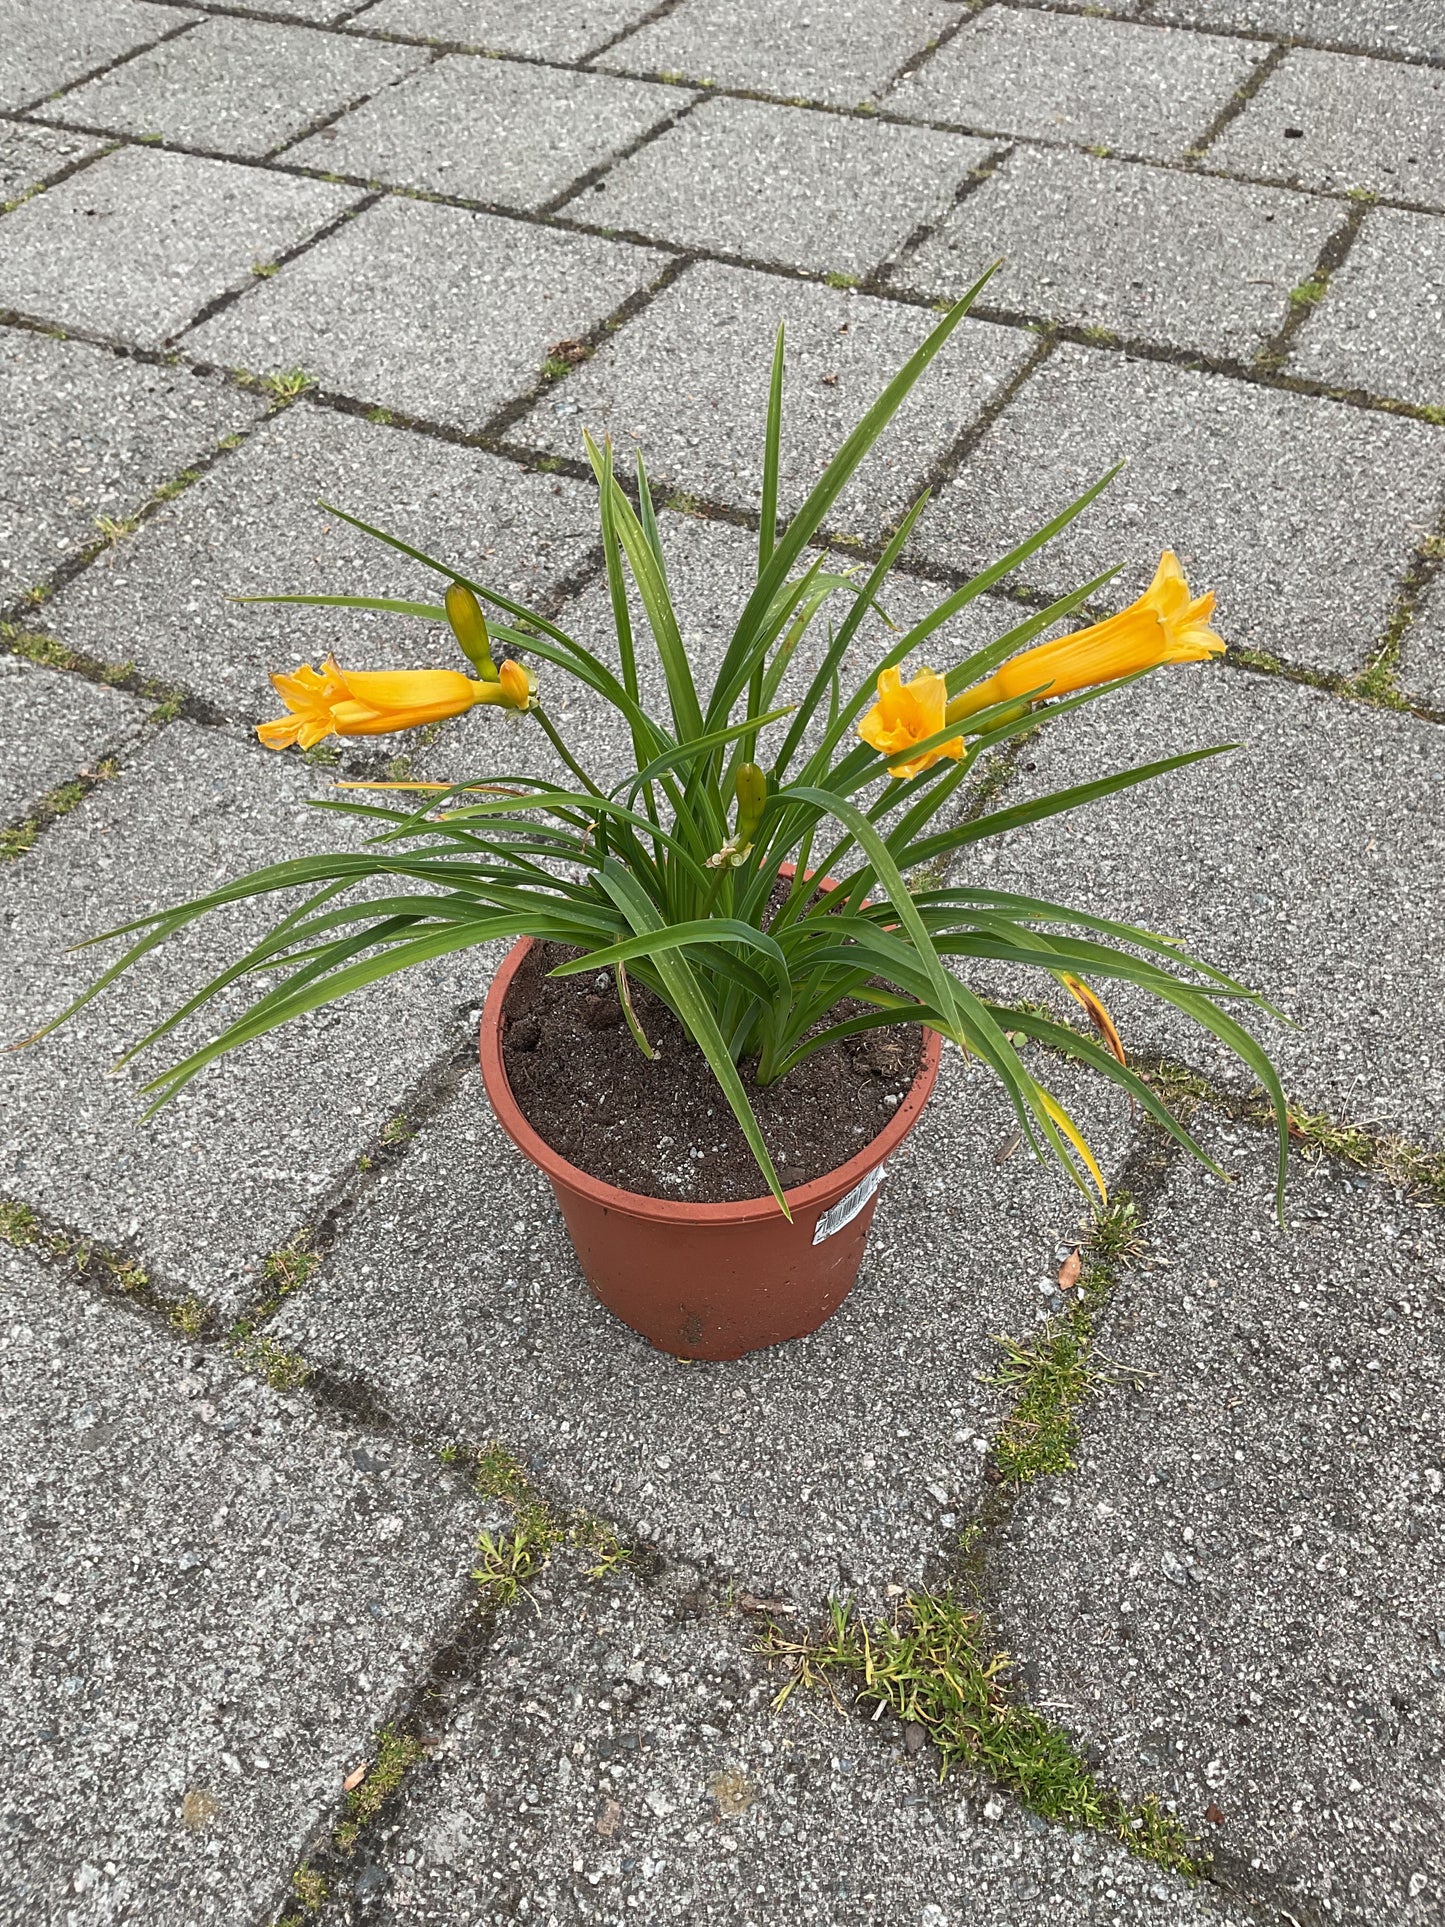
[1288,206,1445,410]
[576,94,995,280]
[895,145,1338,361]
[353,0,658,62]
[0,723,483,1311]
[596,0,963,109]
[0,144,356,350]
[1153,0,1445,61]
[0,657,150,822]
[0,325,261,607]
[288,56,691,210]
[0,0,191,114]
[187,196,666,432]
[991,1121,1445,1927]
[910,343,1445,677]
[1402,573,1445,712]
[978,666,1445,1143]
[1209,47,1445,207]
[275,1047,1134,1608]
[0,1240,481,1926]
[513,260,1036,538]
[0,119,105,204]
[45,404,601,724]
[885,7,1263,162]
[309,1552,1255,1927]
[34,15,427,162]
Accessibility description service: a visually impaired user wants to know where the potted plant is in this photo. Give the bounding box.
[46,272,1284,1360]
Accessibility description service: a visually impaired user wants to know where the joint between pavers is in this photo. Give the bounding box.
[540,84,706,220]
[1251,196,1365,375]
[6,10,206,123]
[578,0,690,68]
[0,127,124,220]
[989,0,1445,73]
[1183,37,1286,164]
[871,138,1015,294]
[0,753,134,865]
[260,47,451,169]
[168,189,381,349]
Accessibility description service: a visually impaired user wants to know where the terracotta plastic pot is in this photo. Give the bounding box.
[479,916,942,1362]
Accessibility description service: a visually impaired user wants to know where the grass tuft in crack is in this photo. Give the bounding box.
[468,1442,630,1608]
[334,1726,425,1852]
[764,1593,1204,1875]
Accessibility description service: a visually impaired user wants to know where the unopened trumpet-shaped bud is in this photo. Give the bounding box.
[734,761,768,842]
[856,665,963,780]
[444,581,499,680]
[946,551,1224,727]
[256,654,533,750]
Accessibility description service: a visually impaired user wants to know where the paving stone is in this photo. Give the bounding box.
[289,56,691,211]
[1402,573,1445,712]
[34,16,427,162]
[1153,0,1445,61]
[308,1552,1256,1927]
[353,0,658,62]
[992,1122,1445,1927]
[597,0,963,108]
[0,0,190,114]
[578,94,995,279]
[46,405,601,723]
[886,7,1263,162]
[275,1047,1134,1608]
[0,145,356,350]
[911,343,1445,677]
[0,325,261,606]
[897,145,1338,361]
[978,667,1445,1143]
[513,260,1036,538]
[188,197,666,432]
[0,119,104,204]
[1209,47,1445,208]
[0,723,485,1310]
[0,658,149,822]
[1288,206,1445,409]
[0,1240,480,1925]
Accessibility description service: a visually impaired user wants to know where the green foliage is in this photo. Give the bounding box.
[989,1317,1097,1484]
[334,1727,424,1850]
[470,1443,630,1604]
[765,1594,1204,1873]
[44,280,1285,1214]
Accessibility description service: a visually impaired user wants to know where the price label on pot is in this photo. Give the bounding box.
[812,1164,887,1245]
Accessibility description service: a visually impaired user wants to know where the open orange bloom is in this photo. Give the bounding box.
[946,551,1224,725]
[856,665,964,779]
[257,656,533,751]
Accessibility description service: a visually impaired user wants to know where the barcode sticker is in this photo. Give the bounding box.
[812,1163,887,1245]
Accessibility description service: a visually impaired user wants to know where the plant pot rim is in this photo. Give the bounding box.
[479,936,943,1228]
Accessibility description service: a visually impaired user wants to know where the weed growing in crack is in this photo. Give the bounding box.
[467,1442,631,1607]
[334,1726,425,1852]
[763,1594,1204,1874]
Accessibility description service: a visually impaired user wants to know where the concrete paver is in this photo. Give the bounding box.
[1402,573,1445,712]
[33,15,428,161]
[0,1240,481,1926]
[897,145,1340,361]
[980,667,1445,1143]
[288,56,692,210]
[596,0,963,108]
[0,145,357,349]
[0,120,105,203]
[0,657,149,822]
[578,93,995,279]
[275,1054,1134,1608]
[514,259,1036,536]
[888,7,1263,161]
[310,1551,1258,1926]
[0,0,190,114]
[187,195,666,431]
[992,1123,1445,1926]
[353,0,660,62]
[0,723,482,1310]
[1209,47,1445,208]
[0,325,262,605]
[912,342,1445,677]
[1153,0,1445,61]
[1288,206,1445,410]
[44,402,601,723]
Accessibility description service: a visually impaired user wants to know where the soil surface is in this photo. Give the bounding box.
[500,940,923,1202]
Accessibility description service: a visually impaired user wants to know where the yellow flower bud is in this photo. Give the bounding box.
[444,581,499,680]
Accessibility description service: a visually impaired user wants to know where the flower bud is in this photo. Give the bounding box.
[734,761,767,841]
[444,581,499,680]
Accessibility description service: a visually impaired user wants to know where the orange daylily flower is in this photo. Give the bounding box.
[946,550,1224,726]
[856,664,964,779]
[257,655,533,751]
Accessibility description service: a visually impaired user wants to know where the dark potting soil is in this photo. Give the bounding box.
[500,939,923,1203]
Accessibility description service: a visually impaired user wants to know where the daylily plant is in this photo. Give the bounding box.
[52,271,1285,1215]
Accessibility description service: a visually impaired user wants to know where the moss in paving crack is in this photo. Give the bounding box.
[468,1442,630,1606]
[1282,1103,1445,1205]
[334,1725,426,1852]
[0,1200,40,1248]
[2,761,117,862]
[764,1594,1204,1875]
